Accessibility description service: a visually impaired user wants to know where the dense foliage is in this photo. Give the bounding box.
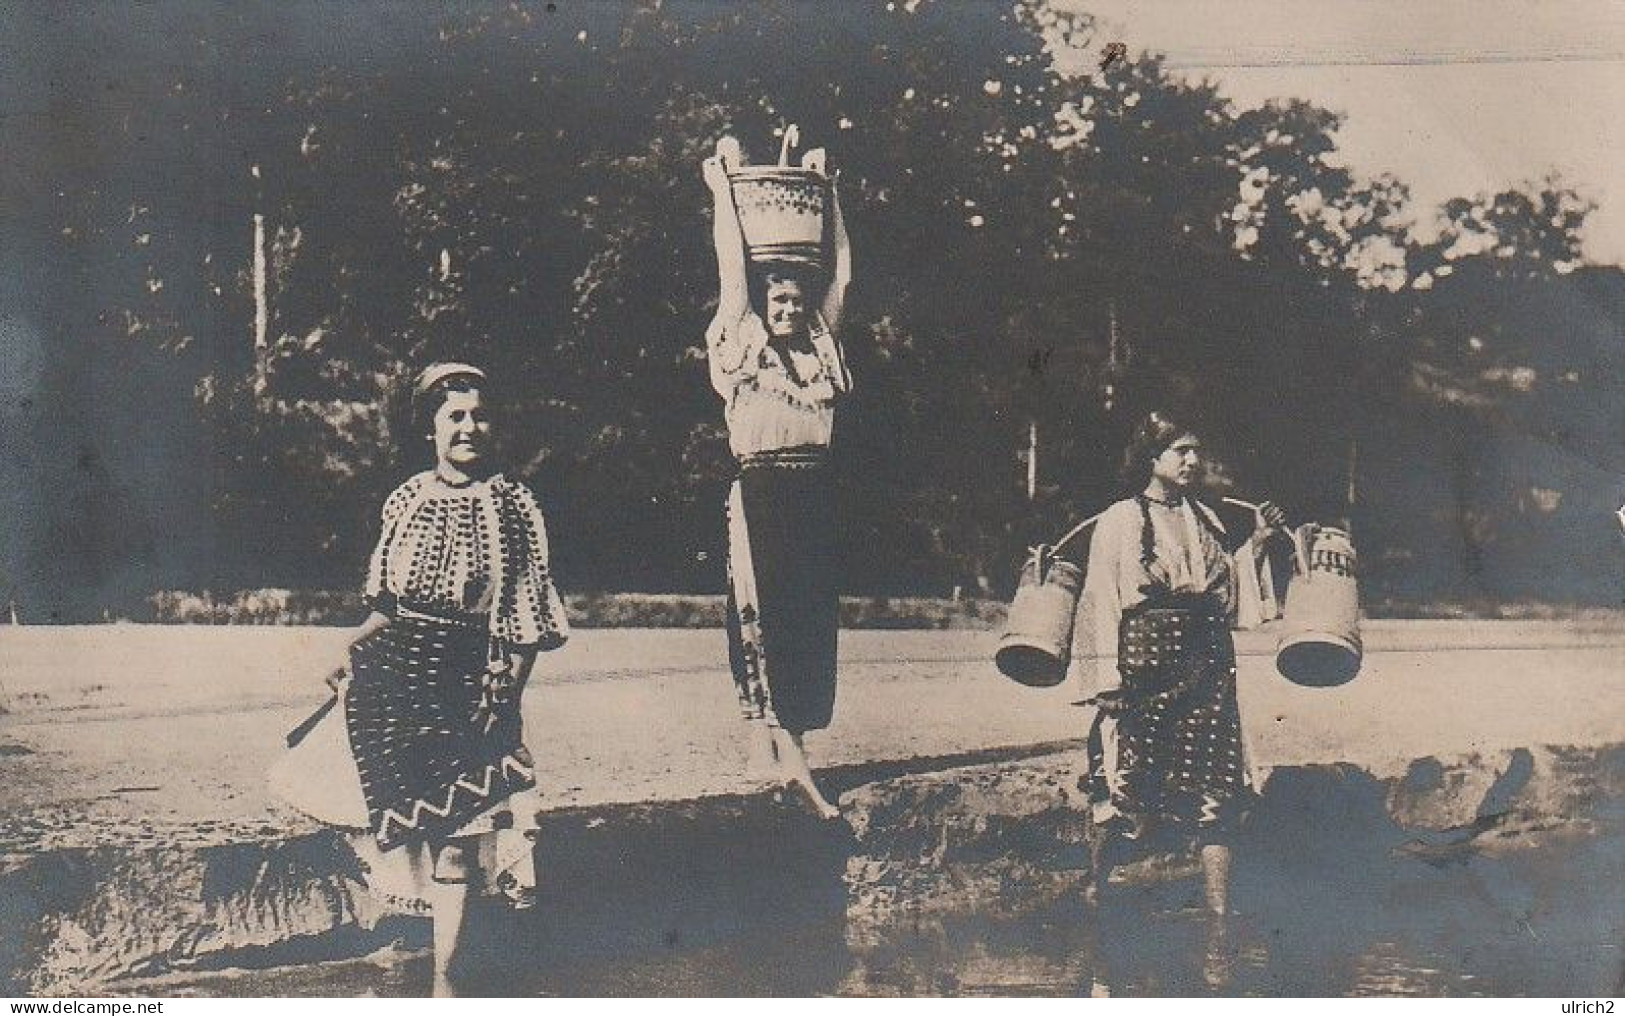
[6,1,1622,619]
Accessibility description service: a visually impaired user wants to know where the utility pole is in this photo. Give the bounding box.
[253,214,267,351]
[1344,436,1359,533]
[252,164,269,401]
[1027,418,1038,502]
[253,212,267,398]
[1102,299,1121,414]
[1108,300,1120,369]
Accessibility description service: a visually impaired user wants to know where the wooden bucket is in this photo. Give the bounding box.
[728,165,830,272]
[1276,524,1363,687]
[996,547,1084,687]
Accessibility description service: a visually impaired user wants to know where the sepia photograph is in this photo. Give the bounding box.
[1,0,1622,1000]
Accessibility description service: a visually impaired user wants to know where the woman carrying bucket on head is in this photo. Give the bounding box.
[1070,410,1287,915]
[702,131,853,820]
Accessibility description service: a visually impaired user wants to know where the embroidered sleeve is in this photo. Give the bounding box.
[1234,532,1282,629]
[362,475,424,613]
[1068,502,1136,696]
[705,309,769,398]
[489,479,570,651]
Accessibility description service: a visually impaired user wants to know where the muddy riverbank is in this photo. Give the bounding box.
[1,622,1622,995]
[23,743,1623,997]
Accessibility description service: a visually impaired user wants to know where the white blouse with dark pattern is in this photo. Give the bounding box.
[364,471,569,650]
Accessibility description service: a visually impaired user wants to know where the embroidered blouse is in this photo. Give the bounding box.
[1068,496,1277,694]
[706,308,852,457]
[364,472,570,650]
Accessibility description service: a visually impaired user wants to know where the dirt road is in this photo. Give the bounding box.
[1,620,1621,853]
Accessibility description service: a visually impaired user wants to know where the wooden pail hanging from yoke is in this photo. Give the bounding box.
[996,546,1084,688]
[1276,524,1363,687]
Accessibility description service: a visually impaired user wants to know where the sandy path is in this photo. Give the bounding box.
[1,622,1621,853]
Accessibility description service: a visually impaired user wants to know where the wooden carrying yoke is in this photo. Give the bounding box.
[994,497,1274,689]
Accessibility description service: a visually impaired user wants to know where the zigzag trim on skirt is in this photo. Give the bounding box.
[376,751,535,847]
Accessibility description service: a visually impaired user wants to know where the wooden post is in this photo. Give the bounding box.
[252,210,268,399]
[1344,435,1359,533]
[1027,418,1038,502]
[1107,300,1120,368]
[1102,299,1121,413]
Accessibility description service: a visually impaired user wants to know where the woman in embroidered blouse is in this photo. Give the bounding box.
[279,362,568,981]
[702,137,852,819]
[1072,411,1284,915]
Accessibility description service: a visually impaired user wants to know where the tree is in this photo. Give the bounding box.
[18,1,1619,614]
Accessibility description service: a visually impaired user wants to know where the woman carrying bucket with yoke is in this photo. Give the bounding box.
[996,410,1366,914]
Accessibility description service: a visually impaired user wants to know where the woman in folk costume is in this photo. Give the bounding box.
[702,136,853,820]
[272,362,569,980]
[1070,410,1286,914]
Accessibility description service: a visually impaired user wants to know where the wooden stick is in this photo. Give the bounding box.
[284,693,338,748]
[1051,509,1108,554]
[1052,496,1274,557]
[1224,495,1309,571]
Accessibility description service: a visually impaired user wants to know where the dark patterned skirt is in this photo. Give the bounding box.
[724,446,839,735]
[1086,598,1252,841]
[345,614,535,851]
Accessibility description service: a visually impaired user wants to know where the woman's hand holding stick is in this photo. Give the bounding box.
[1222,496,1287,532]
[323,611,391,692]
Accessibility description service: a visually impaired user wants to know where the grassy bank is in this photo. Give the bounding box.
[126,589,1008,629]
[89,589,1624,627]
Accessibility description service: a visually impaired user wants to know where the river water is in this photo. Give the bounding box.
[137,784,1623,998]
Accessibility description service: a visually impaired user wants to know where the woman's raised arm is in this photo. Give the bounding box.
[821,178,852,333]
[703,139,766,394]
[705,139,750,325]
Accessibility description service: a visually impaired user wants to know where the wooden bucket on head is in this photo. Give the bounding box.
[996,546,1084,688]
[728,165,831,274]
[1276,524,1363,687]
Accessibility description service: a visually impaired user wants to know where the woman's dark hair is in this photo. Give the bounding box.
[413,376,480,437]
[747,262,825,320]
[1120,409,1195,491]
[1122,409,1228,573]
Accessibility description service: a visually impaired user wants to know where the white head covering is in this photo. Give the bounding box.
[413,362,486,398]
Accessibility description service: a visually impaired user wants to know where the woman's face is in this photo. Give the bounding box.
[1150,432,1204,492]
[764,277,808,339]
[431,388,491,474]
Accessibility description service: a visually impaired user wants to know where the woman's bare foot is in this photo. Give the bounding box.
[1086,826,1110,906]
[1200,842,1233,916]
[773,728,841,820]
[792,776,842,821]
[431,970,459,999]
[429,880,471,984]
[1202,911,1237,989]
